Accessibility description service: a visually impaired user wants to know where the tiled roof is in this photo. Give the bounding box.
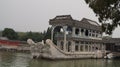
[49,15,101,31]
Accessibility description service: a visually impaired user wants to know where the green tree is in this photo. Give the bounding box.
[2,28,18,40]
[43,27,51,40]
[32,32,44,42]
[18,31,45,42]
[17,32,26,41]
[85,0,120,34]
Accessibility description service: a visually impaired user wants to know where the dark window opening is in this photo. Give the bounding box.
[67,26,72,34]
[85,42,88,44]
[75,28,79,35]
[85,45,88,51]
[85,30,89,36]
[89,33,91,36]
[54,26,63,32]
[81,41,84,44]
[67,26,72,31]
[53,26,64,44]
[75,45,79,51]
[80,45,83,51]
[75,41,79,44]
[92,34,95,37]
[81,29,84,32]
[96,34,98,37]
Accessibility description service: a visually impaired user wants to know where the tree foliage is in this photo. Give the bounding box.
[85,0,120,34]
[17,27,52,42]
[2,28,18,40]
[1,27,52,42]
[43,27,51,40]
[18,31,45,42]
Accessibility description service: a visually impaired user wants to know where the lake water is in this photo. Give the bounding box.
[0,51,120,67]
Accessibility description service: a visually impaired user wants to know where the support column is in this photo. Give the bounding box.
[57,41,59,47]
[102,44,105,51]
[98,43,101,50]
[78,42,80,52]
[51,26,55,41]
[57,41,60,49]
[91,30,93,37]
[79,45,81,52]
[79,28,81,36]
[99,32,102,38]
[93,44,95,51]
[94,31,96,37]
[71,41,75,52]
[94,44,96,51]
[88,30,89,37]
[88,45,89,52]
[63,26,67,51]
[83,29,85,37]
[90,45,92,52]
[83,43,86,52]
[89,30,91,37]
[72,27,75,37]
[66,42,68,52]
[102,44,104,50]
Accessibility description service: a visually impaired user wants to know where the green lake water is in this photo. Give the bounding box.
[0,51,120,67]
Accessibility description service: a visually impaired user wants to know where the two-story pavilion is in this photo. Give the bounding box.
[49,15,105,53]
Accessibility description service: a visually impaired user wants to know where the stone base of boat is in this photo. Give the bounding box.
[30,39,105,60]
[35,53,102,60]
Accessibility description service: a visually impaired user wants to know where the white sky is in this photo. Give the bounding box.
[0,0,120,37]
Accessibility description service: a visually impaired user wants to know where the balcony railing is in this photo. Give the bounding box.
[54,33,102,40]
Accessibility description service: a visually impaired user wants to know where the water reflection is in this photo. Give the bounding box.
[0,51,120,67]
[0,52,30,67]
[28,59,120,67]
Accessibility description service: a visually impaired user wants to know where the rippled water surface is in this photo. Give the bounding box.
[0,51,120,67]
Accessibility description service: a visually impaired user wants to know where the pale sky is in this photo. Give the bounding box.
[0,0,120,37]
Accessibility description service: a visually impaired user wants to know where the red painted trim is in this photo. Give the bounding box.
[0,40,20,46]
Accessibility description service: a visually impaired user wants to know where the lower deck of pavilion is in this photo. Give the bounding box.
[56,38,106,53]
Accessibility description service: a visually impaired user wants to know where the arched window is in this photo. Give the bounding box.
[53,26,64,44]
[67,26,72,31]
[54,26,63,32]
[67,26,72,35]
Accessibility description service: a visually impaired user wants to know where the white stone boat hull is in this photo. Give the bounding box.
[30,39,104,60]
